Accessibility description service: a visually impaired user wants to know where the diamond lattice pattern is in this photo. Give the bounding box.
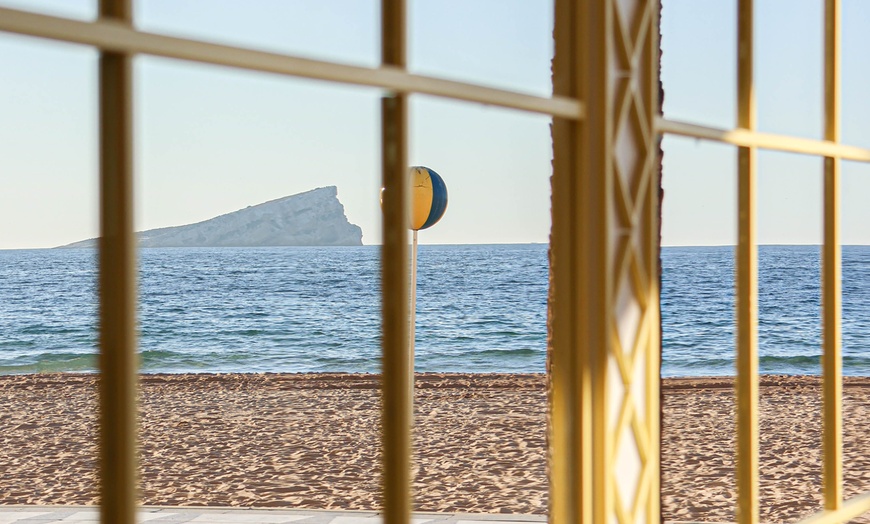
[607,0,656,523]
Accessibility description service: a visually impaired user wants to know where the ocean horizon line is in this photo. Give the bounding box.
[6,241,870,252]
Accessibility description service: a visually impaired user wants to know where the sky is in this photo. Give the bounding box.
[0,0,868,249]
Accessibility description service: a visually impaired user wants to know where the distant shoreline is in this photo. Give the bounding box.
[7,242,870,251]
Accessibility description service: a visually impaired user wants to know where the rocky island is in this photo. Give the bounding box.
[61,186,363,248]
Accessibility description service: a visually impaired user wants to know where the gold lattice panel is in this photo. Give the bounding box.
[607,0,658,523]
[549,0,659,522]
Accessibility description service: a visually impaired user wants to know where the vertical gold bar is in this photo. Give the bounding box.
[648,4,663,524]
[382,0,405,68]
[550,0,612,523]
[736,1,759,524]
[822,0,843,511]
[380,2,409,524]
[549,0,589,522]
[381,94,410,524]
[587,3,611,523]
[97,1,137,524]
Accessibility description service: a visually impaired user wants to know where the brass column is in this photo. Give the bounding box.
[380,1,411,524]
[735,1,759,523]
[98,0,138,523]
[822,0,843,511]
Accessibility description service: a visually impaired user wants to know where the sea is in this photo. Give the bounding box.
[1,244,869,377]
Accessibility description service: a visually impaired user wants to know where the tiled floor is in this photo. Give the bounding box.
[0,507,547,524]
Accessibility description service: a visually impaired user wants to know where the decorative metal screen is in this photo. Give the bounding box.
[2,1,870,524]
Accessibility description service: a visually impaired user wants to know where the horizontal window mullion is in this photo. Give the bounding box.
[0,6,583,119]
[794,491,870,524]
[657,117,870,162]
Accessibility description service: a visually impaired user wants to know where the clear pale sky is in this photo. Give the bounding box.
[1,0,868,249]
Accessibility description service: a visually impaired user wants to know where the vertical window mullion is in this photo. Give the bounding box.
[735,1,759,523]
[97,0,138,523]
[380,2,410,524]
[822,0,843,511]
[549,1,589,523]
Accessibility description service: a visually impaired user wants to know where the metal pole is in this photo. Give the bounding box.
[98,1,137,523]
[409,229,418,403]
[549,0,588,522]
[380,3,410,522]
[822,0,843,511]
[736,1,759,523]
[381,94,410,524]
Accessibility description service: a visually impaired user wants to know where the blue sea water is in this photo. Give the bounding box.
[663,245,870,376]
[1,244,869,376]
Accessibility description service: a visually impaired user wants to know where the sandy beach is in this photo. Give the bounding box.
[662,375,870,523]
[1,373,869,522]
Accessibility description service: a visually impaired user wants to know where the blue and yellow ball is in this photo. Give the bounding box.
[380,166,448,231]
[409,166,447,231]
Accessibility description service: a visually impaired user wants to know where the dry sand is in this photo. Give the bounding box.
[662,375,870,523]
[0,373,869,522]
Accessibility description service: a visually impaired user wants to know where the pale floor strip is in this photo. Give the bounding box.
[0,507,547,524]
